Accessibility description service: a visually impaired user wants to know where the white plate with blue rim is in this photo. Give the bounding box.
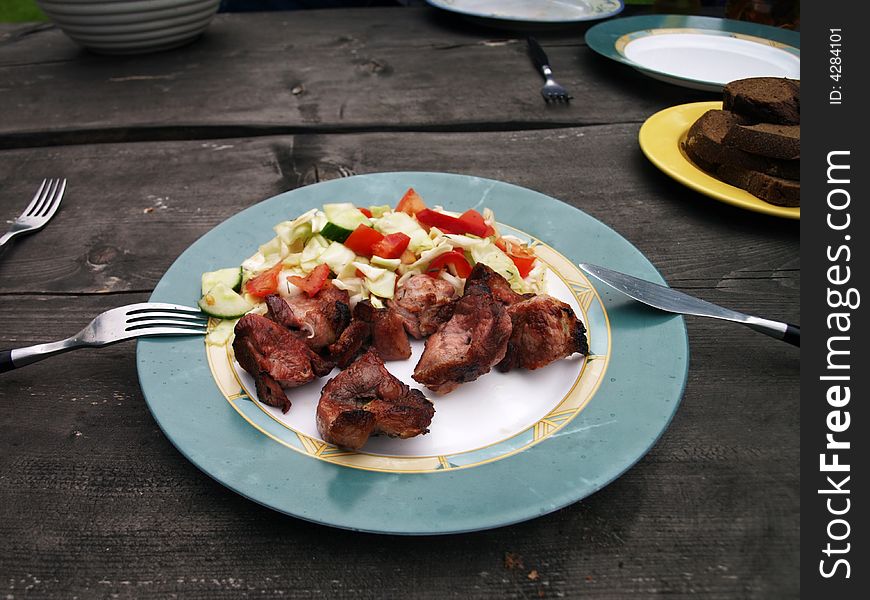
[137,172,688,534]
[586,14,800,91]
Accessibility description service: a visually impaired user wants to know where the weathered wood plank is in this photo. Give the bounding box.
[0,8,799,597]
[0,292,798,599]
[0,132,799,598]
[0,126,798,327]
[0,9,714,146]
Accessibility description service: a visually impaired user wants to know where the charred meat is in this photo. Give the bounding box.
[464,262,532,307]
[233,314,334,413]
[388,274,456,339]
[316,349,434,450]
[354,300,412,361]
[412,286,512,394]
[497,295,588,372]
[265,285,351,349]
[326,320,372,369]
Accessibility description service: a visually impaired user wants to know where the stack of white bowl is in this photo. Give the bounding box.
[36,0,221,54]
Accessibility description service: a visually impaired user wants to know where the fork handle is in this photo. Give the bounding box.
[0,337,86,373]
[0,230,18,252]
[527,37,552,74]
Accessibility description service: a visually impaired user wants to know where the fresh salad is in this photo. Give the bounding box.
[197,188,546,340]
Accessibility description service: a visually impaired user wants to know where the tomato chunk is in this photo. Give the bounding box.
[244,262,285,298]
[457,209,493,238]
[343,224,384,256]
[358,207,373,218]
[395,188,427,216]
[288,263,331,297]
[416,208,488,237]
[371,232,411,259]
[509,254,536,278]
[426,250,472,279]
[495,238,537,278]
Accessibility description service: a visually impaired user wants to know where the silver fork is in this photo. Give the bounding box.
[1,302,208,373]
[0,179,67,253]
[527,37,572,104]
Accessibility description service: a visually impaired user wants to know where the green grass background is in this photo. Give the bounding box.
[0,0,48,22]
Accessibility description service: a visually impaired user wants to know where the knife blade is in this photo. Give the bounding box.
[579,263,800,347]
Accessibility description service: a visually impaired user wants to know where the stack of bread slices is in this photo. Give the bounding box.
[684,77,800,207]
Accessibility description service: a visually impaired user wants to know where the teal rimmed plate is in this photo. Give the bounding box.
[137,172,688,534]
[586,15,800,91]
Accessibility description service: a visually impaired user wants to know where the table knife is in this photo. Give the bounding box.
[579,263,800,346]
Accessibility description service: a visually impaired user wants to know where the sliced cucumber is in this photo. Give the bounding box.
[198,282,253,319]
[320,221,354,243]
[201,267,243,295]
[322,203,371,242]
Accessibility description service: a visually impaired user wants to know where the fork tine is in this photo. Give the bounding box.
[127,322,208,333]
[22,179,49,217]
[125,302,204,314]
[38,179,66,219]
[129,326,209,337]
[127,314,208,324]
[29,178,58,217]
[122,302,209,331]
[126,318,209,331]
[127,313,208,324]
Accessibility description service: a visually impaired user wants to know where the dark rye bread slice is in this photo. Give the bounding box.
[723,122,800,160]
[715,164,800,207]
[684,109,800,180]
[723,77,800,125]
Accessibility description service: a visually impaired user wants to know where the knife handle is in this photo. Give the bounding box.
[782,323,800,347]
[745,318,800,347]
[527,37,551,73]
[0,349,14,373]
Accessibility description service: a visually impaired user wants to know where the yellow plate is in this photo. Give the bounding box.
[638,101,800,220]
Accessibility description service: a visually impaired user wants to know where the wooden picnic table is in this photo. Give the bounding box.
[0,6,799,598]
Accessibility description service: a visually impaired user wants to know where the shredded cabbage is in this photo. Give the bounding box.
[300,235,330,272]
[353,261,397,299]
[469,240,524,292]
[208,198,547,323]
[274,208,321,250]
[404,241,453,273]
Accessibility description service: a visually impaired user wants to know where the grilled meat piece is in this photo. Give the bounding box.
[412,287,512,394]
[317,349,435,450]
[233,314,333,413]
[253,372,290,413]
[354,300,412,361]
[388,274,456,338]
[464,262,532,307]
[497,295,588,372]
[326,320,372,369]
[265,285,351,349]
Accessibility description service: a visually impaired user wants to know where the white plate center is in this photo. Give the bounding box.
[623,33,800,84]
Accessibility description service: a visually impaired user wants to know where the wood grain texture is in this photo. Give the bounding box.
[0,9,714,148]
[0,132,799,600]
[0,127,799,319]
[0,7,798,599]
[0,295,798,599]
